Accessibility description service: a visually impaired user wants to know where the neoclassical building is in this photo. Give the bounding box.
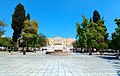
[46,36,75,51]
[47,36,76,46]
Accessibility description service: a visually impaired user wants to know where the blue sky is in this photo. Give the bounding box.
[0,0,120,38]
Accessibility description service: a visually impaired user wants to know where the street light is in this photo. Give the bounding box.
[66,37,67,50]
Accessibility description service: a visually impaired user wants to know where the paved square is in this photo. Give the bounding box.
[0,52,120,76]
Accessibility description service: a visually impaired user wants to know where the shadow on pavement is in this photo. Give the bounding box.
[99,56,117,60]
[114,62,120,76]
[99,55,120,76]
[117,70,120,76]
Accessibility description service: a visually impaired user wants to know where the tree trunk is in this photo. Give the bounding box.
[116,50,119,59]
[89,48,92,55]
[92,48,94,52]
[25,39,29,52]
[26,43,29,51]
[81,48,84,53]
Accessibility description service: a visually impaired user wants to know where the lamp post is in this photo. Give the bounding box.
[66,37,67,50]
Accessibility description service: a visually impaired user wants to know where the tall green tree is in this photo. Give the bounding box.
[111,18,120,51]
[88,19,108,55]
[76,15,89,51]
[92,10,108,53]
[22,20,38,51]
[26,13,30,20]
[93,10,101,23]
[96,20,108,50]
[11,3,26,42]
[75,15,108,55]
[75,22,81,48]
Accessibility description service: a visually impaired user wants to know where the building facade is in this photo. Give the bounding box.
[47,36,76,46]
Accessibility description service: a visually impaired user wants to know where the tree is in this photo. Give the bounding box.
[88,19,108,55]
[26,13,30,20]
[111,18,120,51]
[38,34,47,47]
[22,20,38,51]
[11,3,26,43]
[93,10,101,23]
[74,22,81,49]
[26,33,47,50]
[72,41,79,48]
[0,37,12,47]
[0,21,6,37]
[76,15,89,52]
[92,10,108,54]
[80,15,89,49]
[93,10,108,41]
[31,34,39,46]
[75,15,108,55]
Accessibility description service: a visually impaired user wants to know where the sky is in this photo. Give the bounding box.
[0,0,120,38]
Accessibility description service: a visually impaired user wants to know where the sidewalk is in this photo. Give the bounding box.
[0,52,120,76]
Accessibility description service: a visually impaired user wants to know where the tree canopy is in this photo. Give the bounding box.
[75,13,108,54]
[93,10,101,23]
[0,21,6,37]
[26,13,30,20]
[111,18,120,51]
[0,37,12,47]
[11,3,26,42]
[22,20,39,51]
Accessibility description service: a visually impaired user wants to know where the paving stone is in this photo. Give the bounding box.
[29,73,37,76]
[0,52,120,76]
[36,73,44,76]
